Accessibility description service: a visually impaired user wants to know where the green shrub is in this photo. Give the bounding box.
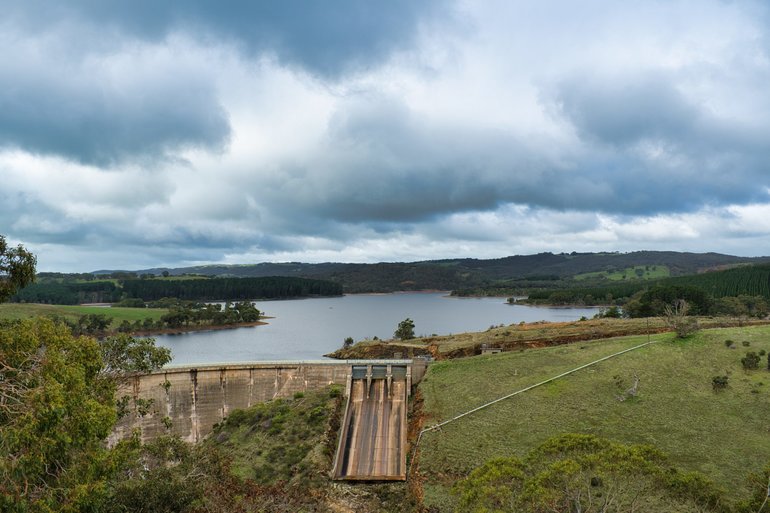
[742,352,761,370]
[712,375,729,390]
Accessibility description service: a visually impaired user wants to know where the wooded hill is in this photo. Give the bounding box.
[103,251,770,293]
[528,262,770,313]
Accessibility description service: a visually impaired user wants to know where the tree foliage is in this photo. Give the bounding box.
[452,434,727,513]
[394,318,415,340]
[120,276,342,302]
[663,299,701,338]
[0,318,169,512]
[0,235,36,303]
[12,276,342,305]
[736,464,770,513]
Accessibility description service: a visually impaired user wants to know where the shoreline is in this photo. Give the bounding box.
[132,320,269,337]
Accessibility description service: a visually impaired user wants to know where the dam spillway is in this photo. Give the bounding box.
[332,363,410,481]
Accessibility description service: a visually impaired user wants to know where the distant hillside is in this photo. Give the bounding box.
[527,262,770,313]
[98,251,770,293]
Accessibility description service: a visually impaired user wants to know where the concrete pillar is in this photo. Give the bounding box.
[406,365,412,397]
[366,365,372,399]
[386,364,392,398]
[345,369,352,398]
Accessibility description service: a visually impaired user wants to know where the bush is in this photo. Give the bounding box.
[724,339,734,347]
[742,340,751,347]
[712,375,729,390]
[742,352,761,370]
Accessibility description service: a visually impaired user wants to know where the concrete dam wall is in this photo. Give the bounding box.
[110,359,426,446]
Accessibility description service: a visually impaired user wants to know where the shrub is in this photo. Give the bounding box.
[759,349,766,356]
[742,352,761,370]
[724,339,734,347]
[712,375,729,390]
[742,340,751,347]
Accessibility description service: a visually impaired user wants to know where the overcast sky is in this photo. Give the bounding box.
[2,0,770,272]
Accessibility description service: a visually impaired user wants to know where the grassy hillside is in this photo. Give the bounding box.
[0,303,167,327]
[574,264,670,281]
[416,326,770,510]
[209,387,343,487]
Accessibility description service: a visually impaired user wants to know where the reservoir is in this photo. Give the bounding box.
[153,292,602,364]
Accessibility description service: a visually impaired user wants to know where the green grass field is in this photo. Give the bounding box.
[0,303,167,327]
[574,264,670,281]
[416,325,770,510]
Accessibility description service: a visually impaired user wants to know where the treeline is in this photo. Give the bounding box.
[152,299,261,329]
[667,263,770,298]
[452,275,566,297]
[529,263,770,305]
[527,281,648,305]
[321,262,479,293]
[12,276,342,304]
[120,276,342,301]
[12,280,121,304]
[526,263,770,318]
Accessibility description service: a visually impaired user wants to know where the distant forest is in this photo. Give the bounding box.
[97,251,770,294]
[525,263,770,318]
[12,276,343,305]
[121,276,342,301]
[528,263,770,303]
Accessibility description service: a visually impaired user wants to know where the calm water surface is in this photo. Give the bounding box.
[154,292,602,365]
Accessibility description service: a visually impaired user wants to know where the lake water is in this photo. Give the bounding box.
[153,292,602,365]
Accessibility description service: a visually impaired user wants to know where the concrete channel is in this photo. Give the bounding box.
[332,363,411,481]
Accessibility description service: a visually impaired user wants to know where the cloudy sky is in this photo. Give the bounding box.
[2,0,770,272]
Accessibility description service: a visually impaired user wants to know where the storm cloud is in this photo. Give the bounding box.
[3,0,448,77]
[2,0,770,271]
